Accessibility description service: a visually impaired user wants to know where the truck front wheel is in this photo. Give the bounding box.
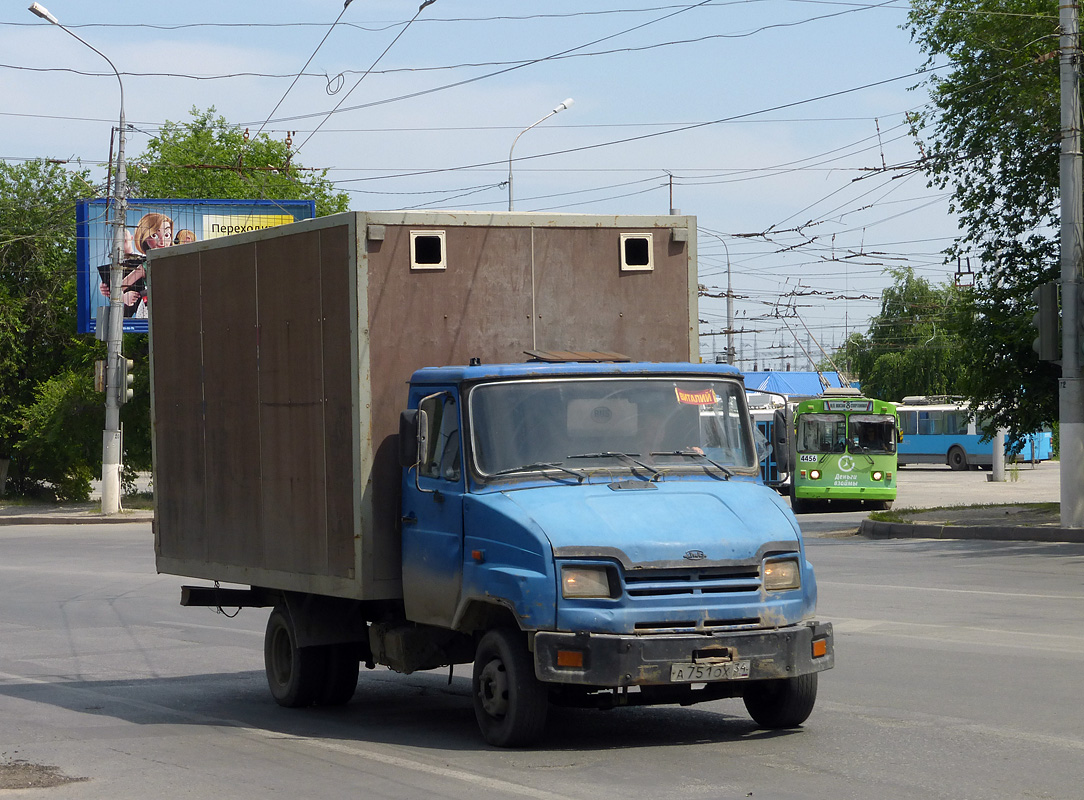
[264,606,326,708]
[472,628,549,747]
[743,673,818,728]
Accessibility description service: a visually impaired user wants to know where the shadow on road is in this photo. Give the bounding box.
[0,666,804,752]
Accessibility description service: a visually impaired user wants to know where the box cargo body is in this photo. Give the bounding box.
[149,211,698,601]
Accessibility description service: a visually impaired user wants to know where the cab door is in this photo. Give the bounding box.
[401,390,464,628]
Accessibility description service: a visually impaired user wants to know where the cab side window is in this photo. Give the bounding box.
[420,395,461,482]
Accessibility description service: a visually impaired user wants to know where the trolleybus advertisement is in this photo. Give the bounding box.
[76,198,316,334]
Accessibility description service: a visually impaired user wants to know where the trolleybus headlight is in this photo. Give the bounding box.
[809,469,821,480]
[872,470,884,481]
[763,558,801,591]
[562,566,614,599]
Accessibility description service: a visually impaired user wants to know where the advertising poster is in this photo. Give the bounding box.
[76,198,316,334]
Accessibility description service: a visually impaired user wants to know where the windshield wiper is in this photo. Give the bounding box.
[566,451,660,479]
[491,462,586,482]
[650,449,733,479]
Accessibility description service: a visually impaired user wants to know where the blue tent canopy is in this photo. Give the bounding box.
[741,371,851,399]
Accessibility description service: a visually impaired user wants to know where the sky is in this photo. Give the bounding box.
[1,0,969,371]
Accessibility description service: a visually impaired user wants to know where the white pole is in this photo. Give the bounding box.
[508,98,573,211]
[30,3,128,513]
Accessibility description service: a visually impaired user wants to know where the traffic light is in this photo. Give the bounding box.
[116,358,135,405]
[1032,282,1059,362]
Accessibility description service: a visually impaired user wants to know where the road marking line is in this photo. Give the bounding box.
[235,727,570,800]
[0,670,569,800]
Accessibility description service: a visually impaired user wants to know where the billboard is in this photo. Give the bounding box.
[76,198,316,334]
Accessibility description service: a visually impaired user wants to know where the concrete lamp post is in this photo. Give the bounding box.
[29,2,129,514]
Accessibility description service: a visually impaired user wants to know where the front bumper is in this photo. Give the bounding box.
[534,621,833,686]
[799,485,894,501]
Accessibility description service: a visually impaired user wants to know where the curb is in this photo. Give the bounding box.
[859,518,1084,544]
[0,513,152,526]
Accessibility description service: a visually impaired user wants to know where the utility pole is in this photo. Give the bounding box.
[701,231,735,364]
[30,3,127,513]
[1060,0,1084,528]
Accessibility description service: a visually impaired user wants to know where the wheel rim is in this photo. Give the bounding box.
[269,625,293,688]
[477,657,509,718]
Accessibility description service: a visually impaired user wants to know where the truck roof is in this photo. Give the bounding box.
[409,361,744,385]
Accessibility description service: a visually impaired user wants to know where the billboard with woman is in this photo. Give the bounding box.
[76,198,315,334]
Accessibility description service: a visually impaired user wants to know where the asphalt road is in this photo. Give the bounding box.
[2,513,1081,799]
[794,461,1062,537]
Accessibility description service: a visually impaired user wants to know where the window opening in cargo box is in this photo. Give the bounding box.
[620,233,653,272]
[411,230,446,270]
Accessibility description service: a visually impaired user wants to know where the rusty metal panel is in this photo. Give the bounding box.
[150,248,206,562]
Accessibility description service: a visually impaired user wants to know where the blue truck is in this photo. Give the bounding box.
[149,211,833,747]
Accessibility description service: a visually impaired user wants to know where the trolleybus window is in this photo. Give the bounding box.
[796,413,846,454]
[848,414,897,454]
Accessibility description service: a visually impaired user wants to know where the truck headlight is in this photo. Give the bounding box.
[763,558,801,591]
[562,566,614,599]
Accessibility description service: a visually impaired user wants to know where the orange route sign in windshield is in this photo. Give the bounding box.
[675,387,718,406]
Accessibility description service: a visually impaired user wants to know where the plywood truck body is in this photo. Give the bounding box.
[149,211,699,601]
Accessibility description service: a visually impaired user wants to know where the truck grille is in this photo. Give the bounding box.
[624,566,761,597]
[634,618,761,632]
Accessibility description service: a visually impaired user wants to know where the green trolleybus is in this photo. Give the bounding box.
[788,387,899,513]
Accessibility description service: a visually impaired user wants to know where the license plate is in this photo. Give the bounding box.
[670,660,750,682]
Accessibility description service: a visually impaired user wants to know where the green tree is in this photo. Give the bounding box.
[905,0,1064,441]
[129,107,349,215]
[1,108,349,501]
[0,160,104,499]
[846,268,965,401]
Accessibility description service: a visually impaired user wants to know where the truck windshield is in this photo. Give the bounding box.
[468,377,756,477]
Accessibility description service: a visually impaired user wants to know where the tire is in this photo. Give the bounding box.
[743,673,818,729]
[472,628,549,747]
[871,500,893,511]
[947,446,968,471]
[264,606,327,708]
[319,642,361,706]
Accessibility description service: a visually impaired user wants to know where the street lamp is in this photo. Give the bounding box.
[703,231,735,366]
[507,98,573,211]
[29,2,128,514]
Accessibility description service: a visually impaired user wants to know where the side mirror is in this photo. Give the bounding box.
[772,408,792,473]
[399,409,420,468]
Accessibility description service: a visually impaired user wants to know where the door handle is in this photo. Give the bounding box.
[401,512,417,526]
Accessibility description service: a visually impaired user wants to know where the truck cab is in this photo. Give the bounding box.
[396,360,833,745]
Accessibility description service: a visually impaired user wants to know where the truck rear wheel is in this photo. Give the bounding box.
[472,628,549,747]
[264,606,327,708]
[743,673,817,728]
[319,642,361,706]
